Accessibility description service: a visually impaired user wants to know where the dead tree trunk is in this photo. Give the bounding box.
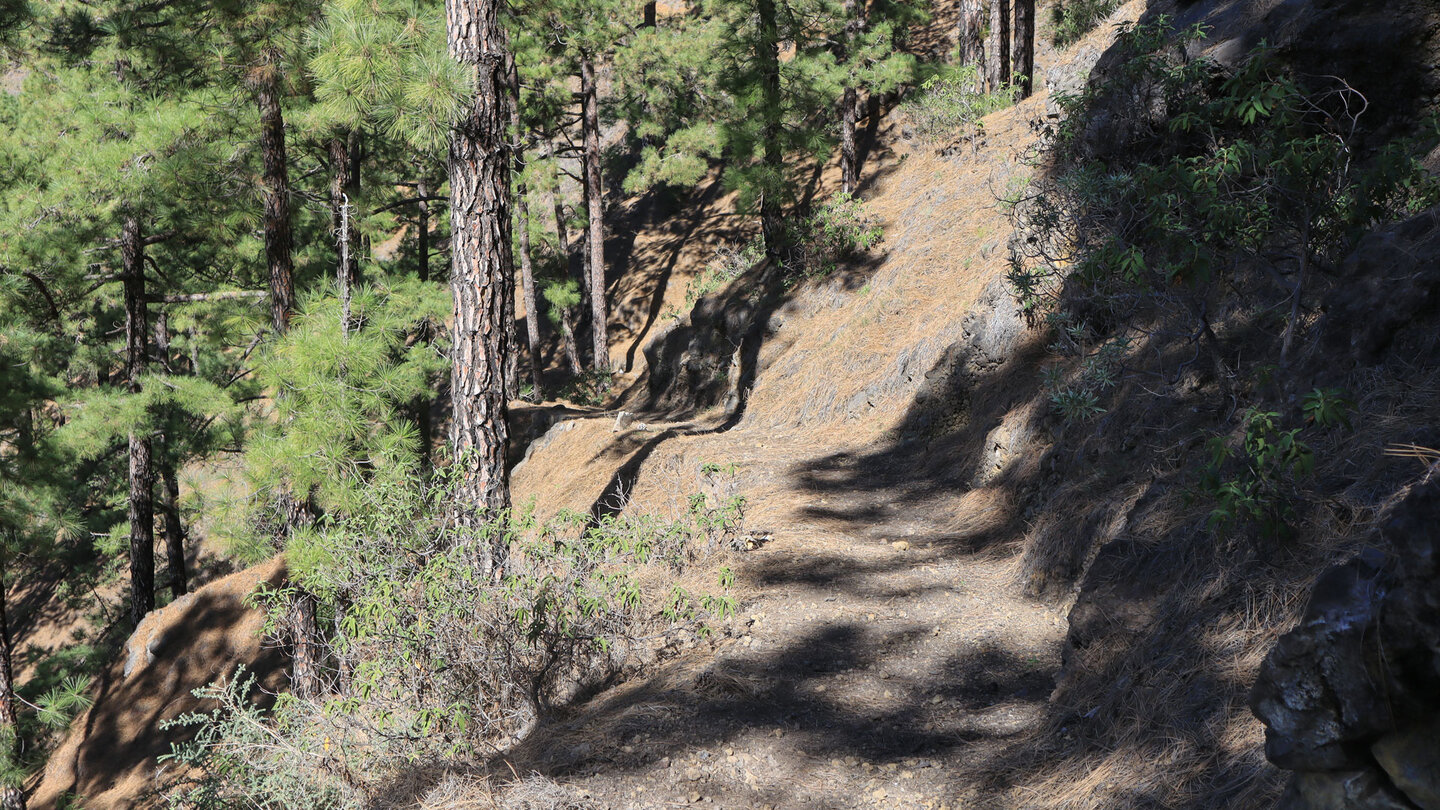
[122,214,155,627]
[579,52,609,372]
[447,0,516,523]
[255,48,295,336]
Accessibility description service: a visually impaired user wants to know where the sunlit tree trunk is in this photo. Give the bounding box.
[837,0,866,195]
[447,0,515,521]
[958,0,985,90]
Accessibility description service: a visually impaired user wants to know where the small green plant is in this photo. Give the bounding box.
[1201,410,1314,539]
[1043,334,1130,423]
[559,368,615,407]
[1301,387,1354,430]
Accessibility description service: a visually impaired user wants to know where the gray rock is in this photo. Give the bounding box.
[1277,769,1422,810]
[1374,717,1440,810]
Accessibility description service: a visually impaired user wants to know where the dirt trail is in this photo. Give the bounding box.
[495,13,1142,800]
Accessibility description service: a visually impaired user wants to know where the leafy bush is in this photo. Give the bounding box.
[683,238,764,312]
[1199,410,1313,540]
[1049,0,1123,47]
[900,64,1016,144]
[783,192,884,281]
[559,367,615,407]
[1007,20,1440,373]
[162,463,745,808]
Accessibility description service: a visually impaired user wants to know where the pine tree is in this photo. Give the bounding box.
[447,0,517,523]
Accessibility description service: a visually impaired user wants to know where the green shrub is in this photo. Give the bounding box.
[1007,20,1440,369]
[784,192,884,281]
[1050,0,1123,47]
[900,64,1016,144]
[1199,410,1314,540]
[162,462,745,808]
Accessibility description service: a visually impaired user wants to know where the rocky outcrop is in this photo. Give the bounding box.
[1251,477,1440,810]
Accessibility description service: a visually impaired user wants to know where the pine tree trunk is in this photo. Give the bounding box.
[958,0,986,89]
[1012,0,1034,98]
[152,315,189,599]
[328,131,361,292]
[159,462,187,598]
[447,0,515,523]
[509,65,544,400]
[256,49,295,336]
[288,590,320,699]
[644,1,656,26]
[415,173,434,463]
[516,191,543,399]
[0,556,23,810]
[837,0,865,195]
[551,191,585,375]
[123,215,155,627]
[756,0,785,262]
[987,0,1011,92]
[416,174,432,283]
[579,53,609,373]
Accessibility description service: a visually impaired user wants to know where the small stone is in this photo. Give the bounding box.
[873,788,887,800]
[892,540,911,551]
[688,792,702,803]
[931,695,944,704]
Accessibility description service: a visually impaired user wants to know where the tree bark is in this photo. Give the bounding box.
[987,0,1011,93]
[154,314,188,599]
[123,214,155,627]
[756,0,786,262]
[447,0,515,521]
[256,48,296,335]
[837,0,866,195]
[579,53,610,372]
[644,1,656,26]
[1012,0,1034,98]
[551,192,584,374]
[288,590,320,699]
[0,553,24,810]
[958,0,985,89]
